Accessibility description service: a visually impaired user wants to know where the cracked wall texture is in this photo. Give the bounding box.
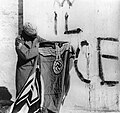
[1,0,120,113]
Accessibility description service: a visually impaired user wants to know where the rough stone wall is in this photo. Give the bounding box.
[24,0,120,113]
[0,0,18,101]
[0,0,120,113]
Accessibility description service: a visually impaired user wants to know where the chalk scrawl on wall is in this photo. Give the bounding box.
[97,37,119,87]
[54,11,58,35]
[62,11,90,84]
[58,8,119,86]
[54,0,75,7]
[73,37,120,86]
[74,40,91,84]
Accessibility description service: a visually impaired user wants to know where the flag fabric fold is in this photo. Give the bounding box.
[10,57,44,113]
[10,41,74,113]
[39,42,74,113]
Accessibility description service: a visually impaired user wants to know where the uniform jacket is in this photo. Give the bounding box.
[15,35,46,97]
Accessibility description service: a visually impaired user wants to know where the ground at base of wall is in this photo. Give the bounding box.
[60,109,120,113]
[1,107,120,113]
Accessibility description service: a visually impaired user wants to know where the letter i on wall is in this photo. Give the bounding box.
[54,11,57,35]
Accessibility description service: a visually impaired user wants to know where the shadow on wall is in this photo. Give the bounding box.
[0,87,13,113]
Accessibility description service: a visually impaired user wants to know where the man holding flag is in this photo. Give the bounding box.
[12,22,46,113]
[11,22,75,113]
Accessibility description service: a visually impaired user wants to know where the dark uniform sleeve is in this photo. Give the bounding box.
[15,36,39,60]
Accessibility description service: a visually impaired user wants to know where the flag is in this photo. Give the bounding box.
[38,42,75,112]
[10,41,74,113]
[9,66,44,113]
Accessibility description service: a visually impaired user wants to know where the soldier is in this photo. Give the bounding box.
[15,22,46,97]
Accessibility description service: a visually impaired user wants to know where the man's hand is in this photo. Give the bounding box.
[18,43,22,49]
[15,36,23,49]
[35,43,39,48]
